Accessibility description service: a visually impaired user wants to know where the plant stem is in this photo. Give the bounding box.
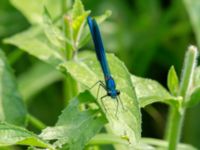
[27,114,46,130]
[166,46,198,150]
[166,107,185,150]
[62,0,78,105]
[63,73,78,105]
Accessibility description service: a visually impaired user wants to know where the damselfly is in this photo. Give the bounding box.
[87,16,124,115]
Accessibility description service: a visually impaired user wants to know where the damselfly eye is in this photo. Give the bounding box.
[107,91,111,96]
[117,90,120,95]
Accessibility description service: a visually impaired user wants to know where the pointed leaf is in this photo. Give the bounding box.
[40,91,106,150]
[10,0,62,24]
[60,53,141,145]
[72,11,90,47]
[4,27,64,66]
[167,66,179,95]
[42,8,72,49]
[72,0,85,19]
[0,122,52,149]
[0,50,26,125]
[131,75,178,108]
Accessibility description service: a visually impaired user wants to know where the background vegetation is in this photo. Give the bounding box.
[0,0,200,149]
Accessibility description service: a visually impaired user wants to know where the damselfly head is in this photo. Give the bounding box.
[107,89,120,99]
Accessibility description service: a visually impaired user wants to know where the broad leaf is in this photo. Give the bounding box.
[0,0,28,38]
[72,0,85,19]
[183,0,200,48]
[0,122,52,149]
[131,75,178,108]
[0,50,26,126]
[40,91,106,150]
[10,0,62,24]
[43,8,69,49]
[4,27,64,66]
[167,66,179,95]
[18,62,63,101]
[60,53,141,146]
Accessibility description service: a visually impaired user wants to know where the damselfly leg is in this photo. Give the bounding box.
[100,94,108,112]
[117,96,125,110]
[90,81,125,116]
[89,80,105,90]
[90,81,108,111]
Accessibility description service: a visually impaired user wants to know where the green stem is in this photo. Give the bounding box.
[62,0,78,105]
[167,107,185,150]
[141,138,196,149]
[89,134,128,145]
[166,46,198,150]
[63,73,78,105]
[179,46,198,99]
[27,114,46,130]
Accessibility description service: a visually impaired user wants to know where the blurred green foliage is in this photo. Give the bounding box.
[0,0,200,149]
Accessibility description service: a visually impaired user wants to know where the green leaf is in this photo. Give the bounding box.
[94,10,112,23]
[72,0,85,19]
[89,134,129,146]
[131,75,178,108]
[42,8,64,49]
[67,0,91,49]
[18,62,63,102]
[167,66,179,95]
[42,8,72,50]
[0,50,27,126]
[10,0,62,24]
[63,15,74,55]
[60,53,141,146]
[187,87,200,107]
[4,27,64,66]
[183,0,200,48]
[0,0,28,38]
[72,11,90,47]
[0,122,53,149]
[40,91,106,150]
